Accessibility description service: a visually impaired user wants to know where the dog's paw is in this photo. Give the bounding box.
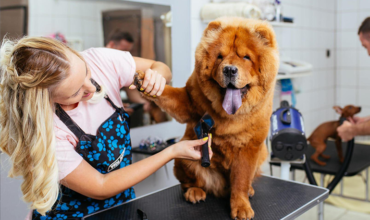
[184,187,207,204]
[320,154,331,160]
[133,70,145,91]
[248,187,255,198]
[315,160,327,166]
[230,195,254,220]
[311,156,327,166]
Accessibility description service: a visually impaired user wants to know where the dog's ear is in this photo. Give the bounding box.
[204,20,221,37]
[333,106,343,115]
[255,25,275,47]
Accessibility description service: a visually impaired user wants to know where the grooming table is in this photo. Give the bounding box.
[83,175,328,220]
[270,140,370,176]
[270,140,370,202]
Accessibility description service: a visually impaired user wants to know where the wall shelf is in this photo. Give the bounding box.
[269,21,294,27]
[276,72,311,80]
[164,20,294,28]
[202,19,294,27]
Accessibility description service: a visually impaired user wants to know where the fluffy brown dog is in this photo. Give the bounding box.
[308,105,361,166]
[135,17,279,219]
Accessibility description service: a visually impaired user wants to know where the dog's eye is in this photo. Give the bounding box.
[217,55,223,59]
[244,55,251,60]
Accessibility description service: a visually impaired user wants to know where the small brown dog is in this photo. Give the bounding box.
[308,105,361,166]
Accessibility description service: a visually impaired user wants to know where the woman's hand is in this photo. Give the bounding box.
[129,69,166,97]
[170,136,213,160]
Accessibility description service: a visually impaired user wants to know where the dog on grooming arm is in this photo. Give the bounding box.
[308,105,361,166]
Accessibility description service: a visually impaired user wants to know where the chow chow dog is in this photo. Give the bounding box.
[134,17,279,219]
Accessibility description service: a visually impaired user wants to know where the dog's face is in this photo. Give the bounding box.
[334,105,362,118]
[194,17,279,116]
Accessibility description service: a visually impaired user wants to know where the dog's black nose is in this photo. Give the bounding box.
[223,66,238,78]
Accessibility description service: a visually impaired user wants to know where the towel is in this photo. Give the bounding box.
[200,2,262,21]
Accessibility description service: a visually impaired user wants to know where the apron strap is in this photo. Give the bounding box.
[104,95,120,110]
[54,78,124,138]
[91,78,120,111]
[55,104,86,138]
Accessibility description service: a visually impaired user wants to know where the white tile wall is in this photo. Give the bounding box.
[339,12,359,30]
[358,49,370,67]
[358,69,370,87]
[189,0,337,135]
[359,0,370,10]
[28,0,161,51]
[274,2,337,134]
[337,0,359,12]
[28,0,362,146]
[337,68,358,87]
[336,0,370,127]
[24,0,370,201]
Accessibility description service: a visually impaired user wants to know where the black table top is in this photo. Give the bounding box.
[271,140,370,176]
[83,175,328,220]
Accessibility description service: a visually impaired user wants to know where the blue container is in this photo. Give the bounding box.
[270,101,307,161]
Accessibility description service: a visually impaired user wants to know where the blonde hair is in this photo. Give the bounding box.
[0,36,82,215]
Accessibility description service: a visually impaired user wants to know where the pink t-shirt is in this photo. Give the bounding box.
[25,47,135,220]
[55,47,136,180]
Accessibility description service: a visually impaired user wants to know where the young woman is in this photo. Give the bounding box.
[0,37,212,220]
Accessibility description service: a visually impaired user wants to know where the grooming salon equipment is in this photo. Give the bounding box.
[270,101,307,162]
[270,101,355,220]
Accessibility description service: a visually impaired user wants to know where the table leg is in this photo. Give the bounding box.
[292,169,296,181]
[318,174,324,220]
[164,163,169,180]
[280,162,290,180]
[270,164,273,176]
[366,168,369,201]
[340,179,344,196]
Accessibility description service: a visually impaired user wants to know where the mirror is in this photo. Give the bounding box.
[24,0,172,128]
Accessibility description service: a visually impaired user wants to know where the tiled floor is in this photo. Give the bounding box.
[296,203,370,220]
[261,161,370,220]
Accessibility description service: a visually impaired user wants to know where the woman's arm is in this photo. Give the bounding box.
[60,139,210,200]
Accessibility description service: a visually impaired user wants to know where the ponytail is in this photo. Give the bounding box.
[0,36,79,214]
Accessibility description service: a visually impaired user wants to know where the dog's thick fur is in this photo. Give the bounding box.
[136,17,279,219]
[308,105,361,166]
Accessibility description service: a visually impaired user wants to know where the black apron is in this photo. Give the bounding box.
[32,80,135,220]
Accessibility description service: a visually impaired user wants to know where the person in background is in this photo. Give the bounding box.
[106,30,134,52]
[337,17,370,141]
[105,30,168,124]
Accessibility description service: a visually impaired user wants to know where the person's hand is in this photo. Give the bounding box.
[129,69,166,97]
[170,137,213,161]
[353,116,370,124]
[337,120,355,142]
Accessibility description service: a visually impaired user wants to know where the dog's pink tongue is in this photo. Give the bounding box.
[222,88,242,115]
